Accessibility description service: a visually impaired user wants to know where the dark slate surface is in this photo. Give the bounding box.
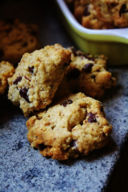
[0,1,128,192]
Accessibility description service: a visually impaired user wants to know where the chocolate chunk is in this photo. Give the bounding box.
[19,88,29,102]
[28,66,34,73]
[13,76,22,85]
[110,3,118,8]
[82,63,93,73]
[84,5,90,16]
[67,69,80,80]
[87,112,97,123]
[61,99,73,107]
[38,144,46,151]
[91,74,96,79]
[64,62,69,67]
[119,4,128,16]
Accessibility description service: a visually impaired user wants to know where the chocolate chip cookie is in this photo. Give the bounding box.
[66,0,128,29]
[8,44,71,116]
[56,48,116,100]
[27,92,112,160]
[0,61,14,94]
[0,19,39,63]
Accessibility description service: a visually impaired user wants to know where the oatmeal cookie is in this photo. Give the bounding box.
[27,92,112,160]
[0,61,14,94]
[56,48,116,100]
[8,44,71,116]
[0,19,39,63]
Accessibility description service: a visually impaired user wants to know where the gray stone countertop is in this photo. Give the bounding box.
[0,0,128,192]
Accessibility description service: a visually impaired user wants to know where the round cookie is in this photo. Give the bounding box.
[0,19,39,63]
[27,92,112,160]
[8,44,71,116]
[0,61,14,94]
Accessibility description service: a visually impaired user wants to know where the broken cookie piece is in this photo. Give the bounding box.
[8,44,71,116]
[56,48,116,100]
[27,92,112,160]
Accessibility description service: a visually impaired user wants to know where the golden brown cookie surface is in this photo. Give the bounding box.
[8,44,71,116]
[27,92,112,160]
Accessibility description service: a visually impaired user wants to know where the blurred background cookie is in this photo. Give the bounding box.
[0,19,39,63]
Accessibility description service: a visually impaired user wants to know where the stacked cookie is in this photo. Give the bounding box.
[2,43,115,160]
[66,0,128,29]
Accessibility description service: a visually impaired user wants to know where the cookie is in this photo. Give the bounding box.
[56,48,116,100]
[0,61,14,94]
[90,0,128,29]
[0,19,39,63]
[27,92,112,160]
[66,0,128,29]
[8,44,71,116]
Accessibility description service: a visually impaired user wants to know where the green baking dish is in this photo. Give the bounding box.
[56,0,128,65]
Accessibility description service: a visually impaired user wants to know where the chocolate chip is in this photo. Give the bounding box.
[28,66,34,73]
[13,76,22,85]
[91,74,96,79]
[67,69,80,80]
[110,3,118,8]
[82,63,93,73]
[19,88,29,102]
[84,5,90,16]
[61,99,73,107]
[119,4,128,16]
[87,112,97,123]
[64,62,69,67]
[38,144,46,151]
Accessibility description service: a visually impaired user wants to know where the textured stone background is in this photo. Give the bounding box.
[0,1,128,192]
